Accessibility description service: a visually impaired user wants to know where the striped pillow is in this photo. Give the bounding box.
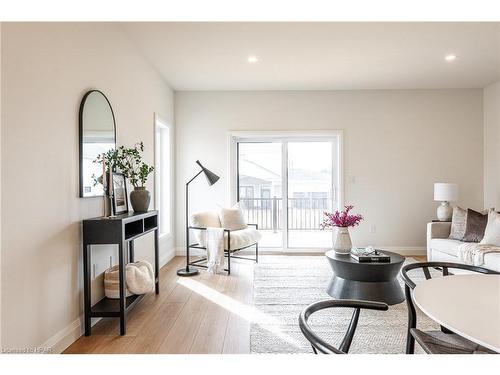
[449,206,467,240]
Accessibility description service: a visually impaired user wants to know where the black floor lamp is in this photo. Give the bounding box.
[177,160,220,277]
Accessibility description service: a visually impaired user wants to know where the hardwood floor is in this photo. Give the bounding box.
[64,256,254,354]
[64,254,426,354]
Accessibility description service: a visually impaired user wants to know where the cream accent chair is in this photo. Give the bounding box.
[188,210,261,274]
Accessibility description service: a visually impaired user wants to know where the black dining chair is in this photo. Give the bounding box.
[299,299,388,354]
[401,261,499,354]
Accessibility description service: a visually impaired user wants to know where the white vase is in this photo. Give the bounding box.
[334,227,352,254]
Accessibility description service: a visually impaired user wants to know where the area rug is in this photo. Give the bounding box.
[250,255,439,354]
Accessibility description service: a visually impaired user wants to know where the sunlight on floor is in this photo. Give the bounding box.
[177,277,303,349]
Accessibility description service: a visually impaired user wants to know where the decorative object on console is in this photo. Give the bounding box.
[178,160,220,277]
[104,265,132,299]
[93,150,118,217]
[320,205,363,254]
[103,260,156,307]
[112,172,128,214]
[433,183,458,221]
[114,142,154,212]
[126,260,155,295]
[463,208,489,242]
[449,206,467,240]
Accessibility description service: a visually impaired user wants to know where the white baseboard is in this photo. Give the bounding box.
[42,246,176,354]
[160,247,176,267]
[41,317,83,354]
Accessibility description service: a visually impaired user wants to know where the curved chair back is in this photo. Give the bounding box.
[299,299,388,354]
[401,261,498,290]
[401,261,498,354]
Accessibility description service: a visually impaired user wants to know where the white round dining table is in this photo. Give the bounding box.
[413,274,500,353]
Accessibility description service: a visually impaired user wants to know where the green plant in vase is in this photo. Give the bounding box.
[114,142,154,212]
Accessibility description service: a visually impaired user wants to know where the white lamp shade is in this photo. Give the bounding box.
[434,183,458,202]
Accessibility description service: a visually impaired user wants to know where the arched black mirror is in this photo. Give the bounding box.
[79,90,117,197]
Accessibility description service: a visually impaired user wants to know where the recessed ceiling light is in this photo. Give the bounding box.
[247,55,259,63]
[445,54,457,62]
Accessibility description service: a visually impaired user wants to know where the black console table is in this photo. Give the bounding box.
[82,210,159,336]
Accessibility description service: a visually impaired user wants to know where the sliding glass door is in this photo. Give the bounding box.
[287,141,334,248]
[238,142,283,248]
[235,134,341,250]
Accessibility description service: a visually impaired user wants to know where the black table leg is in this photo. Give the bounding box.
[118,241,126,335]
[154,228,160,294]
[83,243,91,336]
[129,240,135,263]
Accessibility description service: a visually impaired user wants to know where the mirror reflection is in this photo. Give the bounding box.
[79,90,116,197]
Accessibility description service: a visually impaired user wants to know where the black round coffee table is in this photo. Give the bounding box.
[325,250,405,305]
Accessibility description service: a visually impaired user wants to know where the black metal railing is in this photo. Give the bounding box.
[240,197,330,231]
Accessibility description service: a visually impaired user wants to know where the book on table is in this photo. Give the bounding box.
[350,247,390,263]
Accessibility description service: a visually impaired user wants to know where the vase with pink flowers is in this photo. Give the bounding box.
[320,205,363,254]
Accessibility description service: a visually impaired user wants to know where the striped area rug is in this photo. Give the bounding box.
[250,255,439,354]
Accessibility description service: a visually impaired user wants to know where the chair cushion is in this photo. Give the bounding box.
[224,228,261,251]
[411,329,496,354]
[190,211,221,246]
[218,203,247,231]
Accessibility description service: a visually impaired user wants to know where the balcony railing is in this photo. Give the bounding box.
[240,197,331,231]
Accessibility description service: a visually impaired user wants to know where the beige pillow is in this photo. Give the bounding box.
[218,203,247,231]
[480,210,500,246]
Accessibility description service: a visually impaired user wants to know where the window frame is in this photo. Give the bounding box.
[154,114,173,238]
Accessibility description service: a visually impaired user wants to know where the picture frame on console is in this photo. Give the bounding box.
[112,172,128,215]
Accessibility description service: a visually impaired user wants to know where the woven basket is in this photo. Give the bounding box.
[104,265,133,299]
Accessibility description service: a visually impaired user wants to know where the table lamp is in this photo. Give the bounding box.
[434,183,458,221]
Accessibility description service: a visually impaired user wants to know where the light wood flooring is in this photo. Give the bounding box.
[64,254,426,354]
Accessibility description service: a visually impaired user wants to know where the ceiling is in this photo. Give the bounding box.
[122,22,500,91]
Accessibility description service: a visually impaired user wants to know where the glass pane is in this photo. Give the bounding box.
[287,142,333,248]
[238,143,282,248]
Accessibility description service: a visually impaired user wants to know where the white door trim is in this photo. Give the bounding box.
[228,130,344,251]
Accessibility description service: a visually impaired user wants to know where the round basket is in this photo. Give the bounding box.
[104,265,133,299]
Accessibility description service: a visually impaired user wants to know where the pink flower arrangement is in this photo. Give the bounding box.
[320,205,363,229]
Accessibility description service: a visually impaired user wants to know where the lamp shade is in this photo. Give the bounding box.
[195,160,220,186]
[434,183,458,202]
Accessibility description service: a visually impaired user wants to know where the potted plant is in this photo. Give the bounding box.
[114,142,154,212]
[320,205,363,254]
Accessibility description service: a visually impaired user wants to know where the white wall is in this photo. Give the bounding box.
[483,81,500,209]
[1,23,174,352]
[0,21,3,349]
[175,90,484,252]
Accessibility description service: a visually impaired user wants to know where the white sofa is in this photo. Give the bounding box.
[427,222,500,272]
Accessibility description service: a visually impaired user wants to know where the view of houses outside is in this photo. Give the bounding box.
[238,141,335,248]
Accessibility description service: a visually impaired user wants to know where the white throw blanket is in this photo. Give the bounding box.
[206,227,225,274]
[458,242,500,266]
[126,260,155,294]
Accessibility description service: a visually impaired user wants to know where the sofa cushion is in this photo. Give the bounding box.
[449,206,467,240]
[429,248,500,273]
[480,210,500,246]
[463,209,488,243]
[224,227,261,251]
[428,238,463,257]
